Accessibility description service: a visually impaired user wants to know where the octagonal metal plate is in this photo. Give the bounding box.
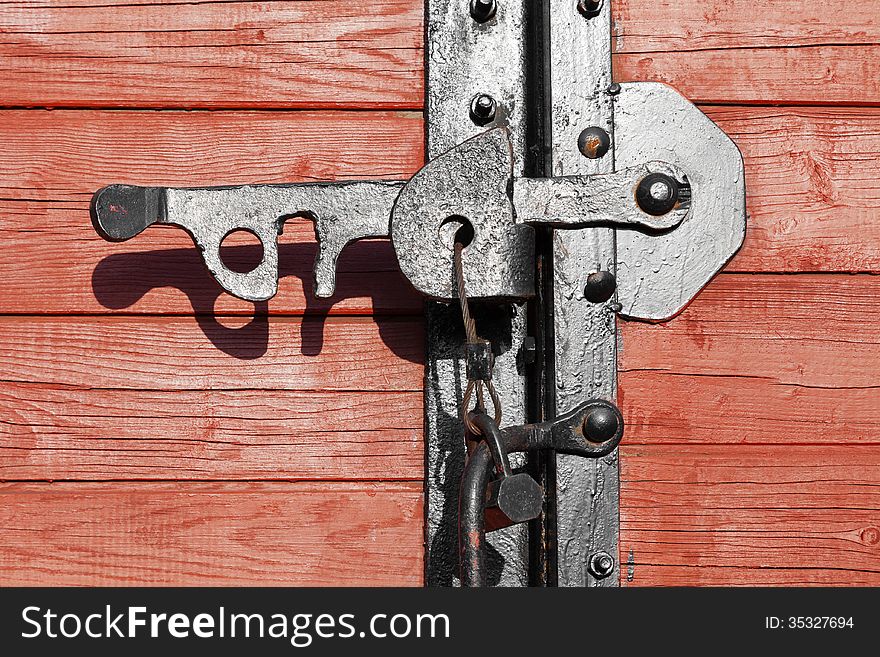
[613,82,747,321]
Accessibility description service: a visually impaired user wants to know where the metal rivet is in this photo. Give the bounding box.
[584,406,619,443]
[588,551,615,579]
[470,0,497,23]
[577,126,610,159]
[470,94,497,126]
[636,172,680,216]
[606,82,621,96]
[584,270,616,303]
[577,0,603,18]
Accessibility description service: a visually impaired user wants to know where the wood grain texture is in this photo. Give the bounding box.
[2,107,879,317]
[710,107,880,273]
[620,273,879,388]
[0,0,422,109]
[0,384,422,481]
[619,445,880,586]
[0,315,423,481]
[0,1,877,108]
[619,273,880,446]
[615,0,880,51]
[613,1,880,105]
[0,109,423,315]
[0,315,422,392]
[0,109,423,199]
[619,274,880,585]
[0,481,423,585]
[615,47,880,106]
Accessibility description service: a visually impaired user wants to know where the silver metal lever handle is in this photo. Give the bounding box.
[513,162,689,232]
[92,180,403,301]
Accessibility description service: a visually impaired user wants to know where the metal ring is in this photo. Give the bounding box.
[485,379,502,427]
[462,379,502,435]
[462,380,478,434]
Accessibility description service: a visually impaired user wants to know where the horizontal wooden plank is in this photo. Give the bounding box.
[0,315,423,480]
[615,46,880,106]
[620,370,880,447]
[1,1,877,108]
[615,0,880,51]
[619,273,880,445]
[620,445,880,586]
[0,109,422,315]
[620,273,880,387]
[0,315,423,391]
[709,107,880,273]
[613,0,880,105]
[0,0,422,109]
[0,384,422,481]
[2,106,878,317]
[0,481,423,585]
[0,110,423,199]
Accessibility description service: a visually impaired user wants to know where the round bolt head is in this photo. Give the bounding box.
[636,172,680,216]
[584,270,616,303]
[577,0,603,18]
[584,405,619,444]
[470,0,497,23]
[606,82,622,96]
[588,551,615,579]
[577,127,610,159]
[470,94,498,126]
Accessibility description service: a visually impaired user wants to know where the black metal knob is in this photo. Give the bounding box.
[470,0,497,23]
[636,172,680,216]
[584,405,619,443]
[470,94,498,126]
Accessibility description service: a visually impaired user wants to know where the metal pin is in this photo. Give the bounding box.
[584,271,616,303]
[470,0,497,23]
[470,94,498,126]
[577,0,603,18]
[636,173,680,216]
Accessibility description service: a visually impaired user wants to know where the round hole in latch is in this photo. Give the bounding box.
[219,228,264,273]
[438,215,474,251]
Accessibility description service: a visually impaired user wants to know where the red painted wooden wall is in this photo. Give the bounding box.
[0,1,877,585]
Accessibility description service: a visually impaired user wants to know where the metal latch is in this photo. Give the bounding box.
[92,126,689,303]
[88,0,746,587]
